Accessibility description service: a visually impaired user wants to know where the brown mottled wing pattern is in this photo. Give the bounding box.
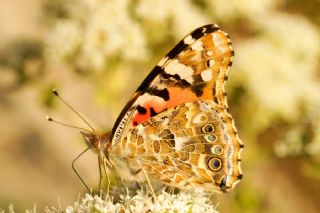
[109,100,243,192]
[145,101,242,192]
[108,24,243,192]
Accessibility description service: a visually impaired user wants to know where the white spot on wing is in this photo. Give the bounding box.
[206,50,213,56]
[185,76,194,84]
[198,101,211,111]
[201,69,213,82]
[192,113,207,124]
[208,60,215,67]
[212,33,228,53]
[137,125,144,135]
[184,35,194,44]
[191,40,203,51]
[232,179,241,188]
[198,154,207,169]
[164,59,194,80]
[238,147,243,159]
[162,117,170,126]
[174,137,189,151]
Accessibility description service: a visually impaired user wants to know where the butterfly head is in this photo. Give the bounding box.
[81,131,111,152]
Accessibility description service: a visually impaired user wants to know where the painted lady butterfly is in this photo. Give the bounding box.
[81,24,243,193]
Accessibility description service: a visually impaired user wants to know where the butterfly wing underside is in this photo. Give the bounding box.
[108,24,243,192]
[112,24,234,145]
[118,100,243,192]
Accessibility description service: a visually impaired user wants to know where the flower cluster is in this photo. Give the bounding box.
[45,0,149,72]
[234,12,320,159]
[44,188,218,213]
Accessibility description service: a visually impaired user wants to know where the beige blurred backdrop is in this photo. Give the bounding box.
[0,0,320,212]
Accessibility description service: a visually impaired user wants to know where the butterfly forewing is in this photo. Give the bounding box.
[112,24,234,144]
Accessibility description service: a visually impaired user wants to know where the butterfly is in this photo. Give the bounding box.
[81,24,243,193]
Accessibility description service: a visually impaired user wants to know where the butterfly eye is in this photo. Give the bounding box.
[208,157,222,171]
[202,124,214,134]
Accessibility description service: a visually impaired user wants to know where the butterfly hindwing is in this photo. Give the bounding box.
[110,100,243,192]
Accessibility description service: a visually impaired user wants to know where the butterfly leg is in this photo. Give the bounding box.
[97,155,104,192]
[142,168,158,201]
[72,148,91,192]
[103,157,111,198]
[97,150,110,196]
[168,186,175,195]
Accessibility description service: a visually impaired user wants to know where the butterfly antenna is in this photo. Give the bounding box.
[46,116,91,133]
[72,147,91,192]
[52,89,96,133]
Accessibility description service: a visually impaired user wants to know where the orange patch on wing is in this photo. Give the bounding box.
[132,96,166,126]
[166,87,198,108]
[132,86,213,127]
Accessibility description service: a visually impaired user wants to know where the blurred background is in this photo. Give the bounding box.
[0,0,320,212]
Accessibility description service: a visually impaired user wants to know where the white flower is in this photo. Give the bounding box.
[49,186,218,213]
[205,0,279,21]
[135,0,208,37]
[235,13,320,123]
[45,0,149,72]
[45,20,82,61]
